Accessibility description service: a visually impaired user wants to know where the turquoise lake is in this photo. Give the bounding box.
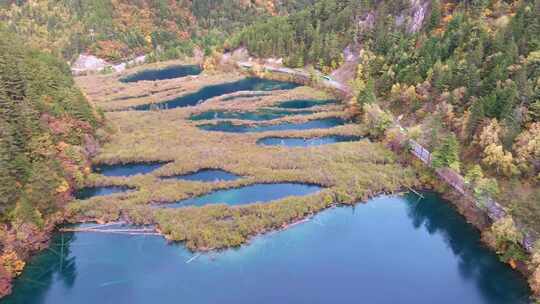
[4,192,530,304]
[74,186,130,200]
[278,99,336,109]
[162,169,241,182]
[257,135,363,147]
[189,109,313,121]
[164,183,322,208]
[120,65,202,83]
[199,117,346,133]
[133,78,299,110]
[93,162,165,177]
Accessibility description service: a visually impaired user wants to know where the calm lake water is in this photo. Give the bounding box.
[74,186,130,200]
[199,117,346,133]
[120,65,202,82]
[190,109,313,121]
[93,162,165,177]
[164,183,322,208]
[163,169,241,182]
[133,78,299,110]
[5,193,530,304]
[257,135,363,147]
[278,99,336,109]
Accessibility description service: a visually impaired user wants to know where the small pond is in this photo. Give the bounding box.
[163,169,241,182]
[74,186,130,200]
[133,78,299,111]
[257,135,363,147]
[120,65,202,83]
[278,99,336,109]
[190,109,313,121]
[93,162,165,177]
[221,92,271,101]
[199,117,346,133]
[5,192,531,303]
[164,183,322,208]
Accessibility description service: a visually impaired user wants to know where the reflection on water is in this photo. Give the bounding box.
[74,186,130,200]
[277,99,336,109]
[257,135,363,147]
[120,65,202,83]
[164,183,322,208]
[199,117,346,133]
[162,169,241,182]
[190,109,313,121]
[5,193,531,304]
[133,78,299,111]
[93,162,166,177]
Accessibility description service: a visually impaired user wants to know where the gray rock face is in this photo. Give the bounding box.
[71,54,146,75]
[407,0,430,33]
[71,54,109,75]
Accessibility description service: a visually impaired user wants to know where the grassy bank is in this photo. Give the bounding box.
[69,67,418,251]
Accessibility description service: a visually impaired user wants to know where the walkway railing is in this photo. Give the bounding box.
[407,138,536,252]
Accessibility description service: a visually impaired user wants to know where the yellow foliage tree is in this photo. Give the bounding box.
[482,143,518,177]
[0,251,25,277]
[513,122,540,176]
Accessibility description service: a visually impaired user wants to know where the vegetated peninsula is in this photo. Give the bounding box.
[0,0,538,302]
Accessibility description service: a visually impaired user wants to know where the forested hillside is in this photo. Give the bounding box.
[349,0,539,233]
[233,0,539,269]
[0,0,539,299]
[0,0,313,62]
[0,26,101,295]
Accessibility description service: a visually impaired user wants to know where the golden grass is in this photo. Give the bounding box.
[69,63,418,251]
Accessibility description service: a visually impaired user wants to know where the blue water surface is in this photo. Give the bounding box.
[163,169,241,182]
[278,99,336,109]
[199,117,346,133]
[165,183,322,208]
[134,78,299,110]
[120,65,202,83]
[190,109,313,121]
[257,135,363,147]
[74,186,130,200]
[93,162,165,177]
[4,193,531,304]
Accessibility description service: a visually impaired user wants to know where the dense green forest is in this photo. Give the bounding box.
[0,25,100,291]
[231,0,539,260]
[0,0,539,298]
[0,0,314,62]
[351,0,539,230]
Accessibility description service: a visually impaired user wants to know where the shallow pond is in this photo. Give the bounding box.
[221,92,271,101]
[278,99,336,109]
[74,186,130,200]
[164,183,322,208]
[5,193,530,304]
[190,109,312,121]
[93,162,165,177]
[133,78,299,111]
[120,65,202,83]
[163,169,241,182]
[199,117,346,133]
[257,135,363,147]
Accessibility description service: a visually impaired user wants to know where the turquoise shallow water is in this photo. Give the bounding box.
[278,99,336,109]
[190,109,313,121]
[93,162,165,177]
[199,117,346,133]
[133,78,299,110]
[120,65,202,82]
[257,135,363,147]
[4,192,531,304]
[162,169,241,182]
[74,186,130,199]
[164,183,322,208]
